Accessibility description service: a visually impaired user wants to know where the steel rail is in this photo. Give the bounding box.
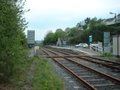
[46,48,120,71]
[78,57,120,71]
[42,48,120,84]
[64,57,120,85]
[42,55,89,58]
[86,56,120,65]
[42,48,97,90]
[52,47,120,65]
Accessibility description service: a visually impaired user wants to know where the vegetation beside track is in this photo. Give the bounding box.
[0,53,33,89]
[0,56,64,90]
[33,56,64,90]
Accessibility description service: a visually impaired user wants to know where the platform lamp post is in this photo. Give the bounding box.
[109,12,116,23]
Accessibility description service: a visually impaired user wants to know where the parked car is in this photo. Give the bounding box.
[75,43,83,47]
[75,43,88,48]
[82,43,88,48]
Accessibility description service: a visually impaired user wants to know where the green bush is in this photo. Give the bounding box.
[0,0,27,83]
[33,57,64,90]
[101,52,112,57]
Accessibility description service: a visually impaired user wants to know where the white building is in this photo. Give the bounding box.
[27,30,35,48]
[103,14,120,25]
[112,33,120,57]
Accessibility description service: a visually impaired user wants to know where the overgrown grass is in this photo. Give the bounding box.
[101,52,112,57]
[10,56,34,89]
[3,54,64,90]
[33,57,64,90]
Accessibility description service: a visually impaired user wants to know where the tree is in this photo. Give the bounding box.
[0,0,27,83]
[43,31,55,45]
[65,27,82,44]
[43,29,66,45]
[43,17,120,45]
[54,29,65,40]
[82,17,91,29]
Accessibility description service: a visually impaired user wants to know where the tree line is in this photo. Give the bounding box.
[0,0,27,83]
[43,17,120,45]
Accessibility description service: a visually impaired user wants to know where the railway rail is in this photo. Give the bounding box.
[40,47,120,90]
[46,47,120,71]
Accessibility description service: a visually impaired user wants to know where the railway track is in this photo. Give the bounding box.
[43,47,120,80]
[40,48,120,90]
[46,47,120,71]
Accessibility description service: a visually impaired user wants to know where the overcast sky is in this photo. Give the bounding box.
[24,0,120,40]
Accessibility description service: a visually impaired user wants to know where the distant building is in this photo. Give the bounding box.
[27,30,35,48]
[103,14,120,25]
[103,18,115,25]
[103,14,120,56]
[116,14,120,23]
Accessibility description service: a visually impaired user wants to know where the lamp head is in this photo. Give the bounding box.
[109,12,114,14]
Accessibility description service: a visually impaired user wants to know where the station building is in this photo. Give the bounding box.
[104,14,120,57]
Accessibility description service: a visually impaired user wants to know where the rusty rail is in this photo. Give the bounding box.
[45,47,120,71]
[65,58,120,85]
[41,48,120,89]
[42,48,97,90]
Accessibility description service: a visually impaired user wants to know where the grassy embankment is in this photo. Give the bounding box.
[10,56,64,90]
[33,57,64,90]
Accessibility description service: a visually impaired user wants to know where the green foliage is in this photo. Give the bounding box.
[43,31,55,45]
[66,27,82,44]
[101,52,112,58]
[43,29,66,45]
[83,17,91,29]
[33,57,64,90]
[10,51,33,85]
[6,56,64,89]
[79,30,89,43]
[0,0,27,83]
[43,16,120,45]
[54,29,65,40]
